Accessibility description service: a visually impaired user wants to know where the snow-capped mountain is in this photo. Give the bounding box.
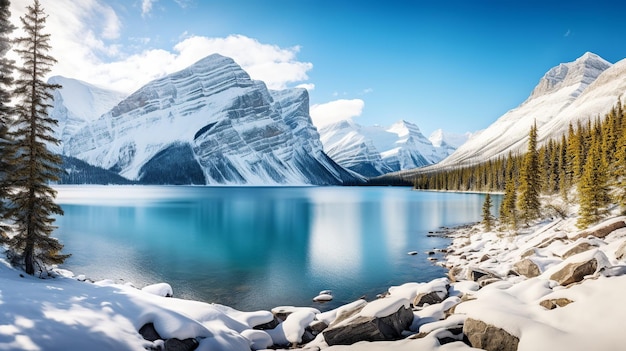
[318,119,461,177]
[62,54,360,185]
[428,129,471,149]
[432,52,618,169]
[47,76,127,154]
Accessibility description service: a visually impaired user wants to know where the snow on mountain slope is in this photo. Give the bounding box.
[434,52,613,168]
[318,120,459,177]
[319,120,392,177]
[47,76,127,154]
[428,129,471,149]
[64,54,359,185]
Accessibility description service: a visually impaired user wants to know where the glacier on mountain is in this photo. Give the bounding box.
[318,119,462,177]
[60,54,360,185]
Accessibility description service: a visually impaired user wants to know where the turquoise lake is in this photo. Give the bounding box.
[52,186,501,312]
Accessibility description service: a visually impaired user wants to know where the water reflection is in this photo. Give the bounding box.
[53,186,500,311]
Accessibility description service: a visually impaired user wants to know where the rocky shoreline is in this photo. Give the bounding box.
[4,213,626,351]
[124,213,626,350]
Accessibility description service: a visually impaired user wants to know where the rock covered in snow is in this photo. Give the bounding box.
[463,318,519,351]
[322,296,413,346]
[141,283,173,297]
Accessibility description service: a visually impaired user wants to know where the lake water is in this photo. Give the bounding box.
[52,186,501,312]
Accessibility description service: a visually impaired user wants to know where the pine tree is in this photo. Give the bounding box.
[615,113,626,214]
[517,122,541,225]
[499,152,518,231]
[4,0,68,275]
[0,0,15,240]
[482,193,494,231]
[576,132,611,228]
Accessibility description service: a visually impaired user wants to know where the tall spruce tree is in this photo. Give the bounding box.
[5,0,68,275]
[482,193,494,231]
[499,152,518,231]
[0,0,15,239]
[517,122,541,225]
[615,115,626,214]
[576,132,611,228]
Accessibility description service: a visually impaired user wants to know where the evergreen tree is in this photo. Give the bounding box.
[576,133,611,228]
[615,114,626,214]
[499,153,518,231]
[482,193,494,231]
[4,0,68,275]
[517,122,541,225]
[0,0,15,239]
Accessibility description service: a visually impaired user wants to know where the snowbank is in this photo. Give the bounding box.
[2,214,626,350]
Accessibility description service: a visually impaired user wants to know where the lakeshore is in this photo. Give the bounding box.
[1,211,626,350]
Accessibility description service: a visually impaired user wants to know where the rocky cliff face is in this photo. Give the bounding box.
[62,54,360,185]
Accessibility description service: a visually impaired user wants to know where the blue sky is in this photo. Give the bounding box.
[9,0,626,136]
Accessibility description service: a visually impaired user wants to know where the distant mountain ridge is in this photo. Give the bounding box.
[51,54,361,185]
[426,52,624,170]
[318,120,466,177]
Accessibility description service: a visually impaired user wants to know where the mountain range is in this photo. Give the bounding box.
[53,54,360,185]
[317,120,467,177]
[50,51,626,185]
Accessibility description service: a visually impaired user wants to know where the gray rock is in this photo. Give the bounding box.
[562,242,596,259]
[323,305,413,346]
[463,318,519,351]
[164,338,199,351]
[413,291,445,307]
[572,220,626,240]
[139,323,161,342]
[467,267,499,282]
[513,258,541,278]
[550,258,598,286]
[539,298,574,310]
[253,316,280,330]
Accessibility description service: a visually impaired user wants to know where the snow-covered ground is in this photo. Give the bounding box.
[2,204,626,350]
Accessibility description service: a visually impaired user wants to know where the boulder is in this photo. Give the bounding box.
[139,323,161,342]
[142,283,173,297]
[253,316,281,330]
[463,318,519,351]
[328,303,366,328]
[571,219,626,240]
[520,248,536,259]
[539,298,574,310]
[467,267,499,282]
[513,258,541,278]
[323,304,413,346]
[550,258,597,286]
[164,338,199,351]
[536,236,566,249]
[477,277,501,287]
[561,242,596,259]
[413,291,444,307]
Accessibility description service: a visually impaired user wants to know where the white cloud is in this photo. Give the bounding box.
[142,0,157,17]
[296,83,315,91]
[8,2,314,95]
[310,99,364,128]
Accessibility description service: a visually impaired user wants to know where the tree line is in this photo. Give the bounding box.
[0,0,67,275]
[413,101,626,230]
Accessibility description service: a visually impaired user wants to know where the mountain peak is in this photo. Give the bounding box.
[529,53,611,100]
